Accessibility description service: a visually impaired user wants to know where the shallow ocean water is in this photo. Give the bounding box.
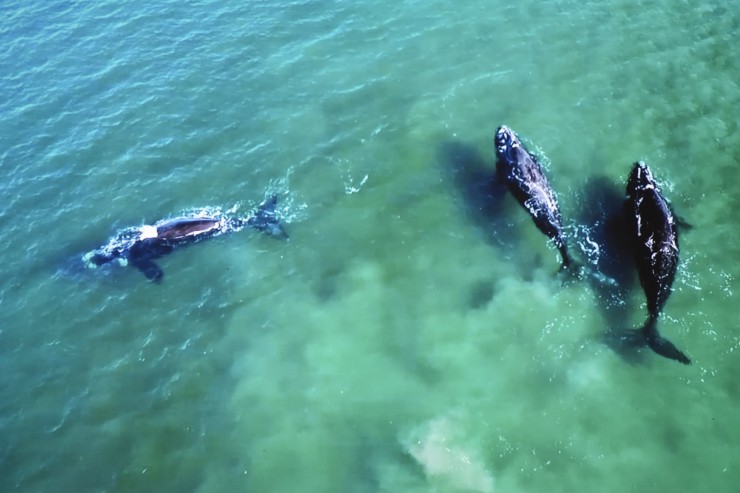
[0,1,738,492]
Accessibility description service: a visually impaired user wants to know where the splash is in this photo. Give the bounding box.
[678,252,703,291]
[327,155,370,195]
[719,270,733,297]
[344,174,369,195]
[520,134,552,172]
[263,167,308,224]
[571,223,602,266]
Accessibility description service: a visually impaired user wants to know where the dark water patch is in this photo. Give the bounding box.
[314,264,344,302]
[468,279,495,309]
[577,176,636,289]
[659,418,688,452]
[379,314,444,388]
[575,175,644,362]
[436,139,519,249]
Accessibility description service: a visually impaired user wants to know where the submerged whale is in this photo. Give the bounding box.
[83,195,287,282]
[621,161,690,364]
[494,125,574,270]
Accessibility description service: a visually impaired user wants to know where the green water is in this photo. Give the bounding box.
[0,1,737,492]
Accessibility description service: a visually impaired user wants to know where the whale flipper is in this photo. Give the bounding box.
[131,257,164,282]
[675,215,693,231]
[124,238,173,281]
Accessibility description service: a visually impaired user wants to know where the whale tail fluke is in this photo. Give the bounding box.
[248,195,288,239]
[645,333,691,365]
[643,318,691,365]
[607,317,691,365]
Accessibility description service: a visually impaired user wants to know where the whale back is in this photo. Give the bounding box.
[155,217,222,241]
[494,125,570,267]
[626,162,679,317]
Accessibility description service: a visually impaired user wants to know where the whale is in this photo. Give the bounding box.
[621,161,690,364]
[494,125,575,270]
[83,195,287,282]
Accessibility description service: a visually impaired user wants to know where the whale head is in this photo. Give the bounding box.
[84,247,124,268]
[627,161,658,196]
[494,125,524,164]
[83,227,141,268]
[494,125,516,148]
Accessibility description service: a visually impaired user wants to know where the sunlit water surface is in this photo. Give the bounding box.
[1,1,737,492]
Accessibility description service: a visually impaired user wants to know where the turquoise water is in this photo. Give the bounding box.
[1,0,738,491]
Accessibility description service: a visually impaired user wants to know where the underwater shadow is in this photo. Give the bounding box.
[576,175,648,364]
[436,139,517,252]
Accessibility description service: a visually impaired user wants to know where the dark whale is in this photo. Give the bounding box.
[622,161,690,364]
[494,125,575,270]
[83,195,287,282]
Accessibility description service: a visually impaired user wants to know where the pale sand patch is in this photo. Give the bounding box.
[405,414,495,493]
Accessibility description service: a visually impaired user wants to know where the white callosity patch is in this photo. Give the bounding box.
[81,250,97,269]
[138,224,158,239]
